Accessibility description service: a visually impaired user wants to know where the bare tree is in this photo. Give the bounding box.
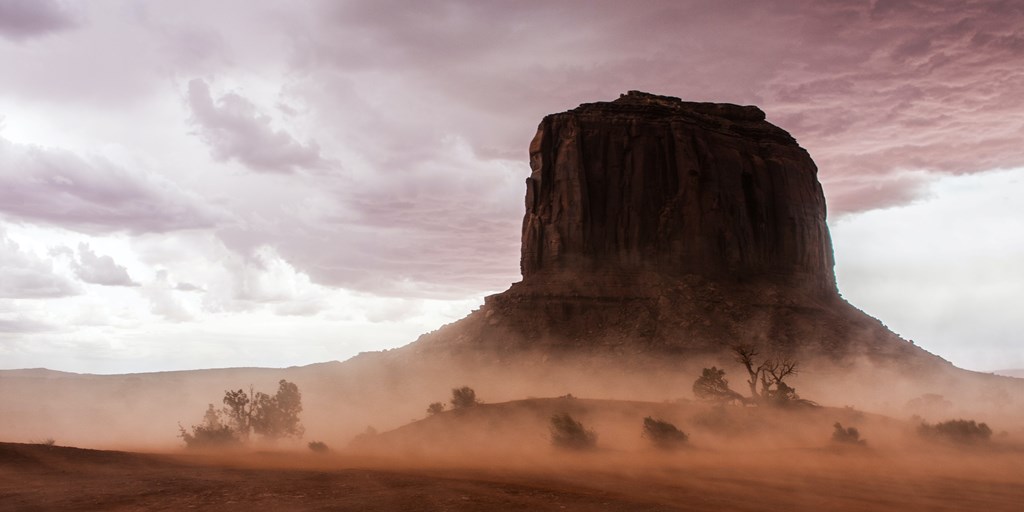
[733,345,765,400]
[731,345,807,405]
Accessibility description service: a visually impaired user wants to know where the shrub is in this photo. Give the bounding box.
[307,441,329,453]
[426,402,446,416]
[550,413,596,450]
[179,404,241,449]
[692,367,743,403]
[450,386,479,410]
[831,422,866,446]
[918,419,992,444]
[642,417,688,449]
[178,423,241,449]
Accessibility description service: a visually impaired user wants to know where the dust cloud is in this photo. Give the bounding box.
[2,349,1023,510]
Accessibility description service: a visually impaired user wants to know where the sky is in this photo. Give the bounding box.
[0,0,1021,374]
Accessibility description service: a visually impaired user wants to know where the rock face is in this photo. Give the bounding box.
[413,91,935,365]
[521,91,835,296]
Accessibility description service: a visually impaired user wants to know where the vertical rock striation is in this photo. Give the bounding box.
[520,91,836,296]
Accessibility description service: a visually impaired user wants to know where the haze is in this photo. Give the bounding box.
[1,1,1022,374]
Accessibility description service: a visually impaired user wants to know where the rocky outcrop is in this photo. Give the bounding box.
[411,91,936,365]
[521,91,835,296]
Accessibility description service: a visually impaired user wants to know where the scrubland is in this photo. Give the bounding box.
[3,394,1022,511]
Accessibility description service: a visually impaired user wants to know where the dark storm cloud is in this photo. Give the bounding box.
[187,78,327,173]
[146,0,1024,299]
[7,0,1022,300]
[0,137,219,234]
[299,0,1024,215]
[0,0,76,42]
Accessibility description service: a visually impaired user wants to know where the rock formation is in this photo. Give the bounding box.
[414,91,940,366]
[2,92,1018,449]
[521,91,835,296]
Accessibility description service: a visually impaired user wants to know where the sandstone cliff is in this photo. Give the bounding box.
[411,92,939,366]
[521,91,835,296]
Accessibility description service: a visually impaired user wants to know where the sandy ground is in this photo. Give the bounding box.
[3,442,1023,511]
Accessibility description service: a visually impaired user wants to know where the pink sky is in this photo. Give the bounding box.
[0,0,1021,373]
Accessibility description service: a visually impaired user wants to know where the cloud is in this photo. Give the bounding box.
[0,0,76,42]
[187,78,327,173]
[0,137,219,234]
[212,137,523,298]
[0,315,54,333]
[142,270,193,322]
[174,282,204,292]
[0,231,78,299]
[71,243,138,287]
[294,0,1024,215]
[201,245,330,315]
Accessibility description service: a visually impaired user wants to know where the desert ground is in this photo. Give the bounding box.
[3,398,1023,512]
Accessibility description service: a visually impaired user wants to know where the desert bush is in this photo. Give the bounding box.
[307,441,329,453]
[642,417,688,449]
[831,422,866,446]
[426,402,446,416]
[178,404,241,449]
[692,367,744,403]
[450,386,479,410]
[550,413,597,450]
[918,419,992,444]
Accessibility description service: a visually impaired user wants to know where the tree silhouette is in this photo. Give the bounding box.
[450,386,479,410]
[692,366,745,403]
[183,380,303,446]
[832,422,866,445]
[178,404,240,448]
[732,345,808,405]
[253,379,304,439]
[642,417,688,449]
